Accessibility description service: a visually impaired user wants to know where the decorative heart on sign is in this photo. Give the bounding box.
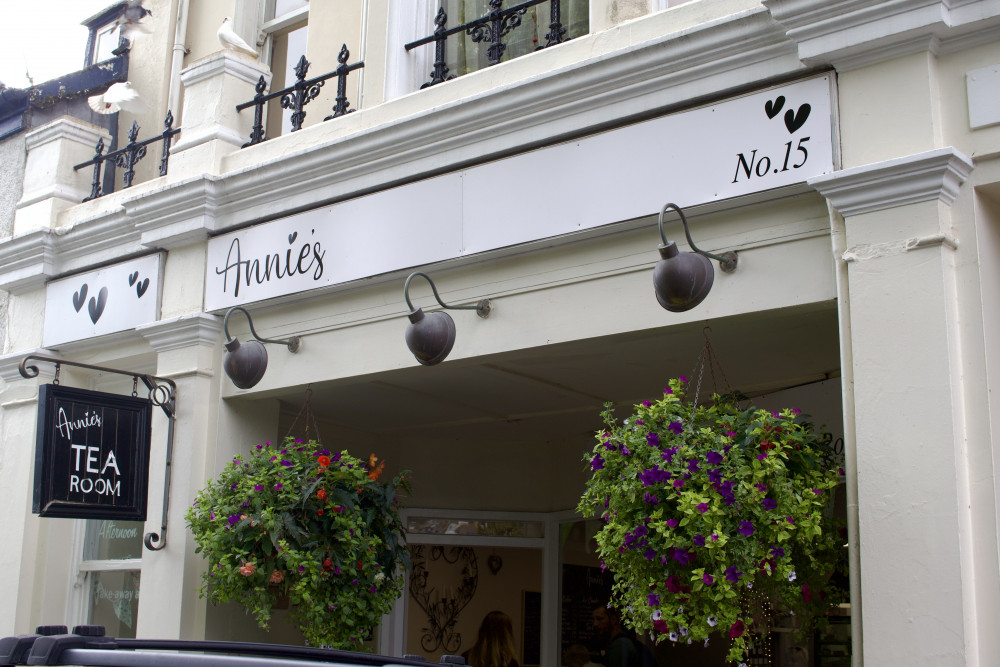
[764,96,785,119]
[128,271,139,286]
[288,232,298,244]
[784,104,811,133]
[136,278,150,298]
[72,284,89,312]
[88,286,109,324]
[487,553,503,575]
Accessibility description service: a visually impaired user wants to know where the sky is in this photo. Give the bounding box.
[0,1,116,88]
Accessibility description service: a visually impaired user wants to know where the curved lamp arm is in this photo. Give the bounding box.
[223,306,301,352]
[403,271,492,318]
[658,203,738,273]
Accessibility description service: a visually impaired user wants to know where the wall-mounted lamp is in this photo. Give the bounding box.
[222,306,301,389]
[654,203,738,312]
[403,272,492,366]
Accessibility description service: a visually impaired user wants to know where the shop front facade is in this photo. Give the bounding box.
[1,1,999,666]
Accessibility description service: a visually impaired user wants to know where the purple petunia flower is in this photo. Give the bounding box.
[710,533,719,541]
[725,565,742,583]
[646,432,660,447]
[673,479,685,488]
[786,517,795,524]
[668,421,684,435]
[281,460,293,467]
[693,534,706,546]
[274,483,283,490]
[813,488,824,495]
[706,451,723,465]
[231,482,238,489]
[679,376,688,383]
[661,447,678,463]
[648,593,660,606]
[591,454,605,471]
[642,400,652,407]
[708,468,723,484]
[666,518,678,527]
[643,492,660,505]
[703,573,714,585]
[664,387,673,394]
[644,547,657,561]
[770,546,785,558]
[254,484,263,492]
[687,459,700,473]
[762,498,778,510]
[696,503,709,514]
[227,514,240,527]
[758,453,767,460]
[756,483,767,492]
[738,521,755,536]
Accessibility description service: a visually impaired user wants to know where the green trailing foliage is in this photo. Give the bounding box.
[186,436,410,649]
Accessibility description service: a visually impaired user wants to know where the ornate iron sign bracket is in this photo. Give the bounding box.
[18,354,177,552]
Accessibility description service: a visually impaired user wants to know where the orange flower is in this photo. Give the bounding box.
[317,509,324,516]
[239,562,256,576]
[368,453,385,481]
[317,489,327,500]
[270,569,284,584]
[317,455,331,468]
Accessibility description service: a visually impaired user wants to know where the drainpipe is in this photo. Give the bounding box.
[167,0,190,120]
[828,200,864,666]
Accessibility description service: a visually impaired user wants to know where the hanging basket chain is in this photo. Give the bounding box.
[285,386,323,445]
[687,326,739,429]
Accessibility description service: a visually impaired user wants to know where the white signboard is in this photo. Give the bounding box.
[43,254,162,347]
[206,76,834,310]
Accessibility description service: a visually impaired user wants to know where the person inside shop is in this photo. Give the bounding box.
[463,610,520,667]
[592,605,658,667]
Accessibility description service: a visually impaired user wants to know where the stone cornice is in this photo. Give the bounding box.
[137,313,223,352]
[0,231,59,294]
[763,0,1000,70]
[125,177,225,248]
[180,52,270,87]
[808,147,974,217]
[24,116,108,150]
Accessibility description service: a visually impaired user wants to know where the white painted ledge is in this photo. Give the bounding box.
[0,349,57,383]
[808,147,974,217]
[137,313,223,352]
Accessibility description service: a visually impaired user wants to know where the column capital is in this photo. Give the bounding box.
[808,147,973,218]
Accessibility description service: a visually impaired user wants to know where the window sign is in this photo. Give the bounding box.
[32,385,152,521]
[89,570,141,637]
[83,519,145,560]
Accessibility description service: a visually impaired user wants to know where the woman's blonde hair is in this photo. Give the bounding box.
[467,611,517,667]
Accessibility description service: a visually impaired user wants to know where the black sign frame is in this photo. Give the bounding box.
[32,384,153,520]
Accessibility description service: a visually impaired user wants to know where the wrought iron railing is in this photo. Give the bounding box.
[73,112,180,202]
[236,44,364,148]
[405,0,571,88]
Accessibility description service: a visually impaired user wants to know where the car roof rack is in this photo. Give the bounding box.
[0,626,467,667]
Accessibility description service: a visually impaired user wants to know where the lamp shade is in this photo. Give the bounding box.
[405,308,457,366]
[652,242,715,312]
[223,337,269,389]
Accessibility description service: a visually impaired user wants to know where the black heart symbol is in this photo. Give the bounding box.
[128,271,138,286]
[784,104,811,133]
[487,554,503,575]
[288,232,298,244]
[136,278,149,298]
[72,284,88,312]
[765,96,785,119]
[88,287,108,324]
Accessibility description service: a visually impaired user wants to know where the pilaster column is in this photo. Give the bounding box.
[13,118,110,236]
[810,147,993,666]
[169,53,271,178]
[0,349,56,634]
[134,314,223,639]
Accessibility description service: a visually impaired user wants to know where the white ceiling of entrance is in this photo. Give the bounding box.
[273,303,841,444]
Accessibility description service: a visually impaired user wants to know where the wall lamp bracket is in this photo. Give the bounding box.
[403,271,492,366]
[222,306,301,389]
[654,203,738,312]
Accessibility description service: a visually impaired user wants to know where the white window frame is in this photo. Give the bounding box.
[391,507,583,667]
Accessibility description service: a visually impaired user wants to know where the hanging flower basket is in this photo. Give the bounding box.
[185,437,410,649]
[578,377,845,662]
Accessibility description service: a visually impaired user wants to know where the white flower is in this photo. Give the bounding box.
[707,616,717,627]
[739,663,748,667]
[668,632,678,642]
[679,627,688,636]
[704,638,710,647]
[686,638,691,645]
[788,571,797,582]
[747,582,753,589]
[651,610,662,621]
[677,606,684,615]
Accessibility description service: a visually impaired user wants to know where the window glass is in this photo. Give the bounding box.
[95,24,122,62]
[89,570,141,638]
[407,517,544,537]
[559,519,607,663]
[83,520,144,561]
[266,23,309,137]
[442,0,589,78]
[273,0,310,19]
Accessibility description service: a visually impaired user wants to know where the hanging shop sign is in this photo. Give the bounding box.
[206,75,835,311]
[43,253,162,347]
[32,384,152,520]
